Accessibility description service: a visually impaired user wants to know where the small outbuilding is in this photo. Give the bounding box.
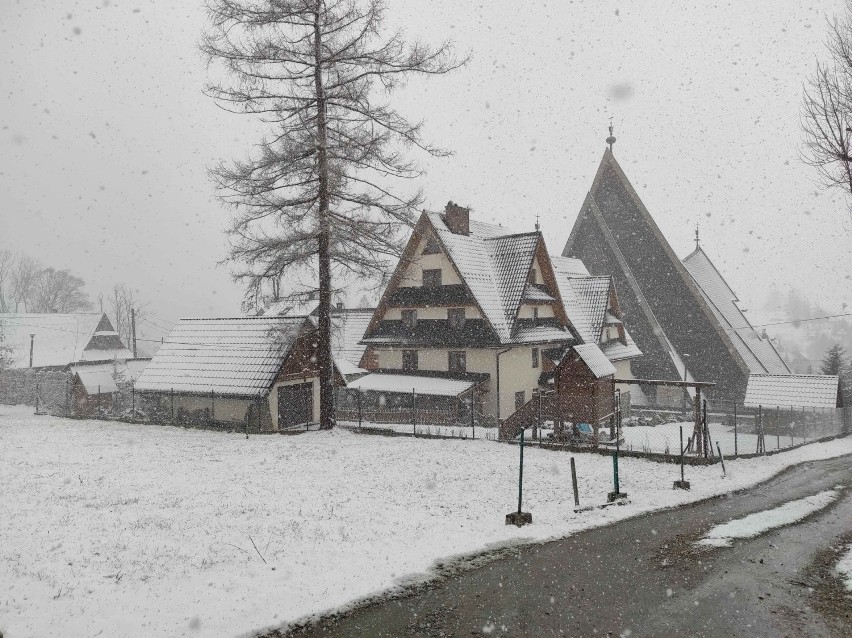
[744,374,842,410]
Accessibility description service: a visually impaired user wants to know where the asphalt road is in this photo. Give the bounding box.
[275,455,852,638]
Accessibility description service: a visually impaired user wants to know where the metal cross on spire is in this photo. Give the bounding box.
[606,117,616,152]
[535,213,540,231]
[695,221,700,250]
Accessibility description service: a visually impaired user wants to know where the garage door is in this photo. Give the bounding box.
[278,382,313,428]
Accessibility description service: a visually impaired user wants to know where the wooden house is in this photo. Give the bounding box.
[357,203,576,425]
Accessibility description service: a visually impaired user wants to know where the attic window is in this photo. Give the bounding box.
[422,236,441,255]
[423,269,442,287]
[529,268,537,285]
[448,307,465,329]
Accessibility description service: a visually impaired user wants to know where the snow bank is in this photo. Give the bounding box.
[836,545,852,591]
[695,489,839,547]
[1,405,850,638]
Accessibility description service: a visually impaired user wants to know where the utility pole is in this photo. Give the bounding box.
[130,308,138,358]
[29,333,35,368]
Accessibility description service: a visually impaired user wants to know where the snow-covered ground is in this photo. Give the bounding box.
[836,545,852,591]
[1,405,851,638]
[695,489,840,547]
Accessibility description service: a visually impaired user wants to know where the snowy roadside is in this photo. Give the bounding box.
[1,405,850,638]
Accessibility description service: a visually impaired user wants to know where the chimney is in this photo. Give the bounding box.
[444,201,470,235]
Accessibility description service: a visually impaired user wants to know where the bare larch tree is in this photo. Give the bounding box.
[202,0,463,429]
[802,1,852,198]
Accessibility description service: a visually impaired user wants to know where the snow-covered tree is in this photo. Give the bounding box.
[202,0,464,429]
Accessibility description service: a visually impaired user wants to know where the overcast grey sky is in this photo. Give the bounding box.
[1,0,848,340]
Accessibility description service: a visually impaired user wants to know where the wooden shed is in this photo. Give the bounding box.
[552,343,617,432]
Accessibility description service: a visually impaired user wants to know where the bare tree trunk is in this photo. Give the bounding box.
[314,3,335,430]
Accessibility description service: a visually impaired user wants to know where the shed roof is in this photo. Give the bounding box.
[134,316,308,397]
[573,343,617,378]
[744,374,840,409]
[70,359,150,395]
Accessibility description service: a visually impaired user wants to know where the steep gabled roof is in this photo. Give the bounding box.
[365,210,571,346]
[135,316,309,397]
[562,148,761,399]
[550,256,641,361]
[683,247,789,375]
[0,313,132,369]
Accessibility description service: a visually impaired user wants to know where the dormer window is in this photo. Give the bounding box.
[423,269,442,288]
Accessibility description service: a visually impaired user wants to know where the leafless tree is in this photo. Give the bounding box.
[202,0,464,429]
[107,284,148,348]
[802,2,852,198]
[29,268,92,313]
[0,249,15,312]
[10,255,43,312]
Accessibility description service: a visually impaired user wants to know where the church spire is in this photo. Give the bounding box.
[606,117,616,152]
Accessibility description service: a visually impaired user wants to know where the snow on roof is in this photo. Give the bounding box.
[327,309,373,367]
[334,358,367,379]
[134,317,308,397]
[744,374,840,409]
[601,334,643,362]
[563,277,611,343]
[512,324,574,344]
[550,255,591,277]
[0,313,130,369]
[70,360,150,395]
[683,248,789,375]
[573,343,617,378]
[76,369,119,394]
[523,284,556,302]
[426,213,546,344]
[347,372,477,397]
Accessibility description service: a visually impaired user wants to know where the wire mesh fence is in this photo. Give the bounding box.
[9,372,850,455]
[621,400,848,458]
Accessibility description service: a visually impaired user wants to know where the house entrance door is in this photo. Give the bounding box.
[278,382,313,428]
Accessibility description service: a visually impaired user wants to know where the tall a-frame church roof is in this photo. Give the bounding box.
[562,147,788,401]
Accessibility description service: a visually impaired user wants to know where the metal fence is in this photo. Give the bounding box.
[621,399,848,458]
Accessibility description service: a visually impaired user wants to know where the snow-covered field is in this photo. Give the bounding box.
[1,405,851,638]
[696,489,840,547]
